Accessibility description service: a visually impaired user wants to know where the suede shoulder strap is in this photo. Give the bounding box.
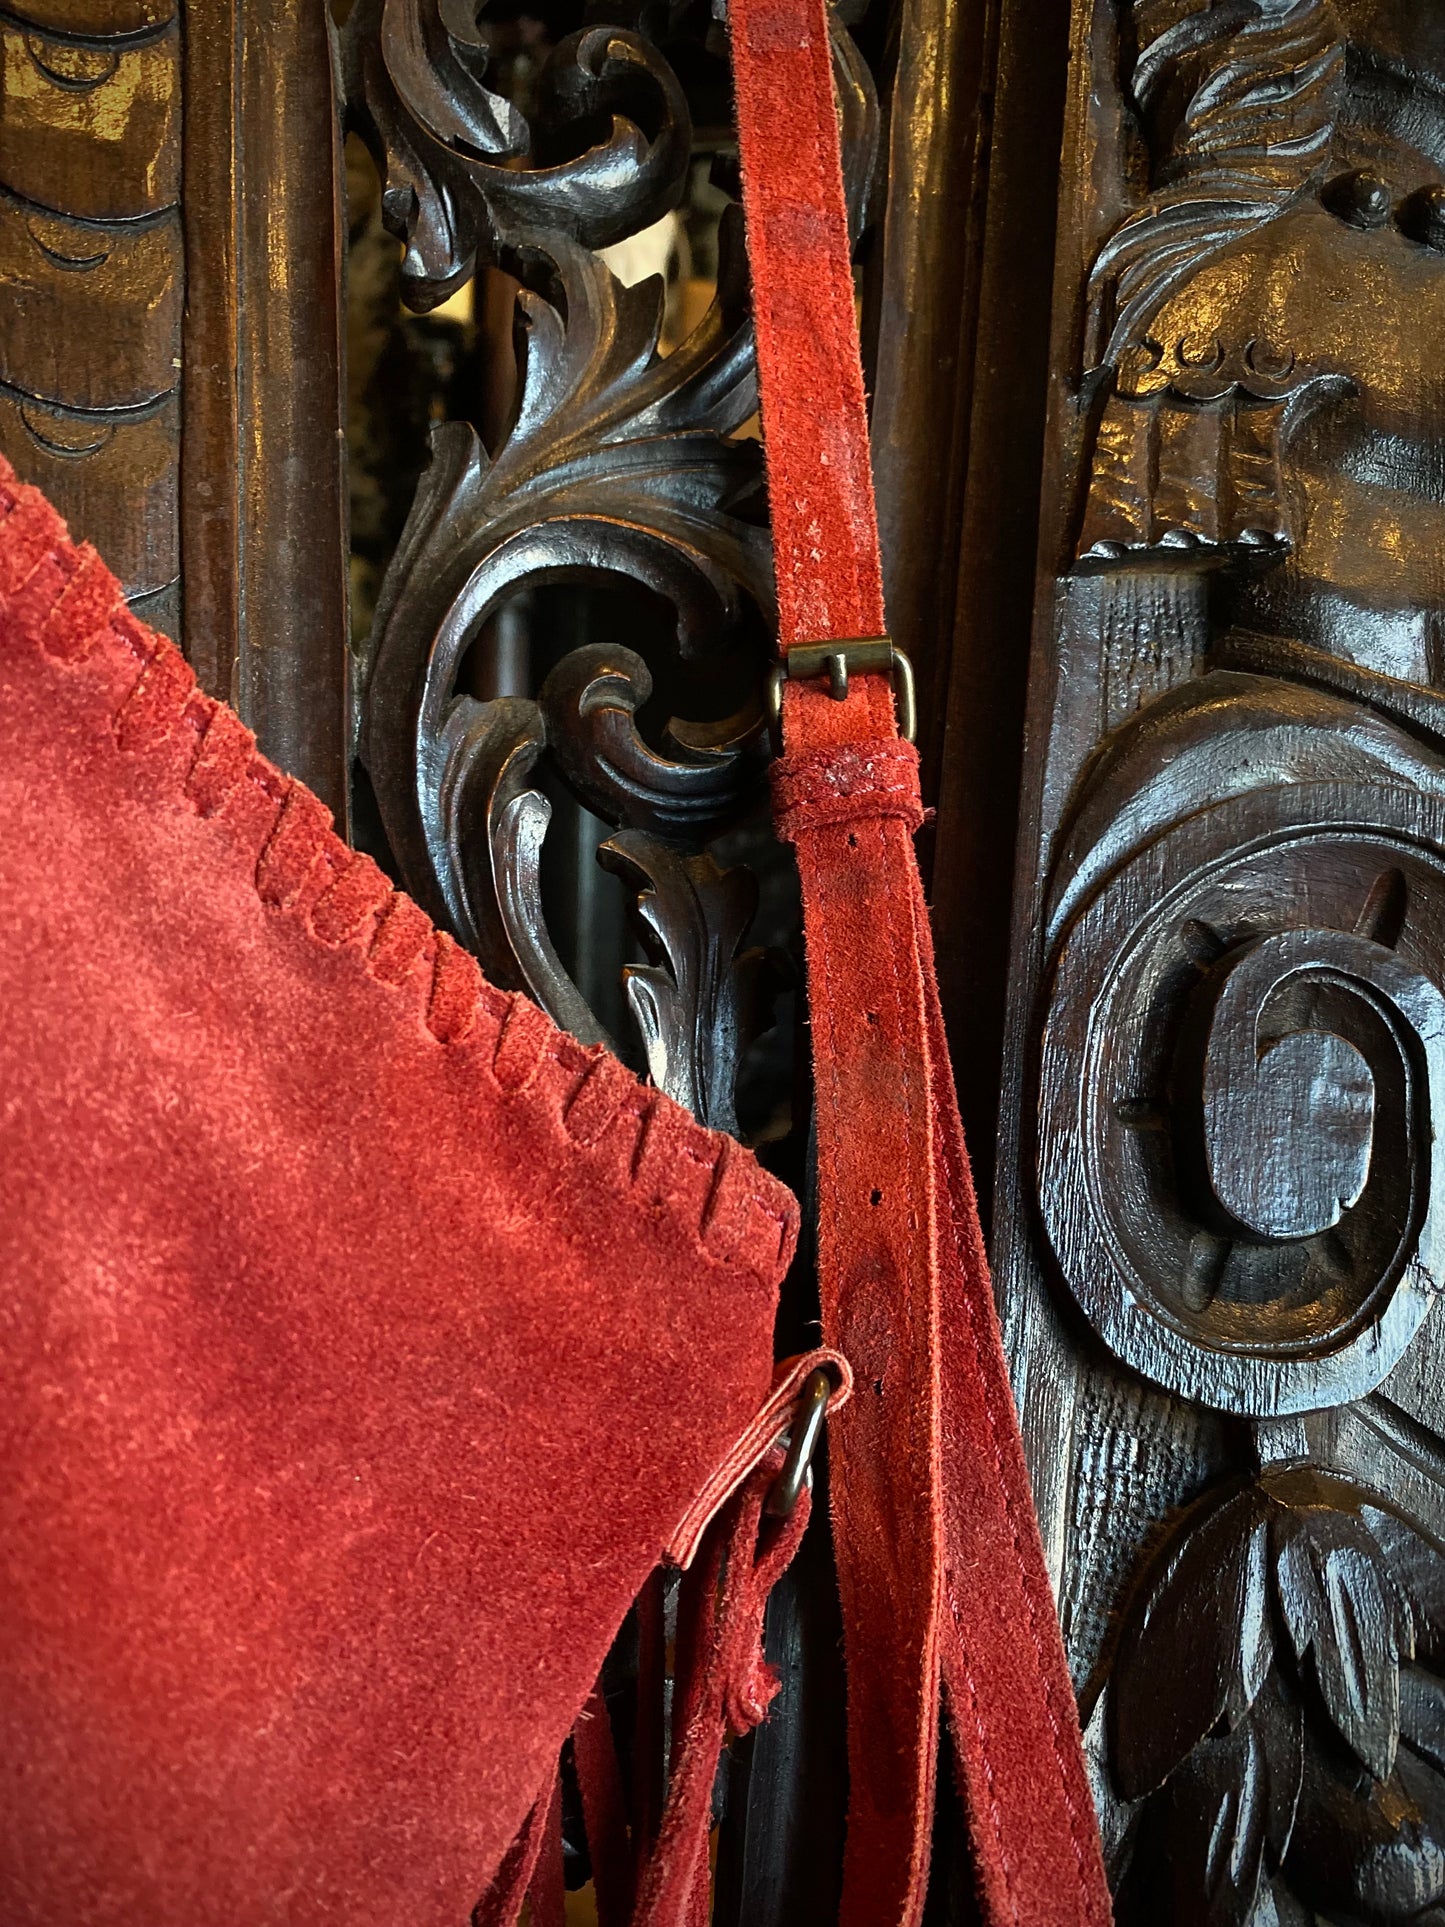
[727,3,1114,1921]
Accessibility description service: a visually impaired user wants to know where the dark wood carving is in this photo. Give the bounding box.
[344,7,879,1915]
[0,0,348,816]
[345,0,873,1133]
[0,3,181,633]
[999,1,1445,1918]
[22,0,1445,1912]
[1110,1465,1445,1923]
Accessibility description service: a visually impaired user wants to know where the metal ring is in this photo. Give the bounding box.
[886,645,917,745]
[765,1367,834,1518]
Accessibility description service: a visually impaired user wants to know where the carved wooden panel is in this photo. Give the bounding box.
[1001,3,1445,1918]
[0,0,348,816]
[0,3,181,632]
[339,0,887,1133]
[14,0,1440,1915]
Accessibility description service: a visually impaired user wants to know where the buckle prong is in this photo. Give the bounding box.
[766,638,917,745]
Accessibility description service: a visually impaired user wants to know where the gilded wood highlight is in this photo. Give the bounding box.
[0,0,348,808]
[0,191,181,412]
[0,16,180,221]
[0,4,180,634]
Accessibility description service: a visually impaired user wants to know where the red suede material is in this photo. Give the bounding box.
[0,464,804,1925]
[729,6,886,643]
[525,1779,566,1927]
[473,1795,553,1927]
[633,1454,808,1927]
[775,699,947,1925]
[729,3,1113,1921]
[928,960,1110,1923]
[573,1688,632,1927]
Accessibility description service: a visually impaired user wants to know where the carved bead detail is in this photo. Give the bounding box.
[1398,182,1445,252]
[1322,168,1394,229]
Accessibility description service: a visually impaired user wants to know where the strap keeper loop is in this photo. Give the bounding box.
[770,737,925,842]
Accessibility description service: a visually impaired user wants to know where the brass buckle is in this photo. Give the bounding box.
[765,638,917,745]
[765,1367,834,1519]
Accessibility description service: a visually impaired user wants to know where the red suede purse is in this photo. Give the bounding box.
[0,461,843,1925]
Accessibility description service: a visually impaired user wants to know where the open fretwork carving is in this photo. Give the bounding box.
[346,11,875,1912]
[347,0,873,1135]
[347,2,773,1127]
[1006,0,1445,1917]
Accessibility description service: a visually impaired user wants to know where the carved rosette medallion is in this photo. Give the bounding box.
[1039,741,1445,1413]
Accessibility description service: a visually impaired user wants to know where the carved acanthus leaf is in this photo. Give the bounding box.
[347,0,798,1128]
[344,6,691,307]
[1110,1469,1445,1926]
[351,0,877,1136]
[600,830,767,1132]
[359,214,773,970]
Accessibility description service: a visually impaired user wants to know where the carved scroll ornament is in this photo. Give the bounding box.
[1025,0,1445,1916]
[346,0,874,1135]
[1037,671,1445,1915]
[1038,672,1445,1415]
[347,2,772,1127]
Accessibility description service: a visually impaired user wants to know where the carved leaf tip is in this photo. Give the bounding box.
[1112,1484,1274,1802]
[1272,1511,1405,1783]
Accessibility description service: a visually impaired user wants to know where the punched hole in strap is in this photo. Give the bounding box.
[765,637,917,746]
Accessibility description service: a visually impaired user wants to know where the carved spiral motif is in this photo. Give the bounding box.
[1037,675,1445,1414]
